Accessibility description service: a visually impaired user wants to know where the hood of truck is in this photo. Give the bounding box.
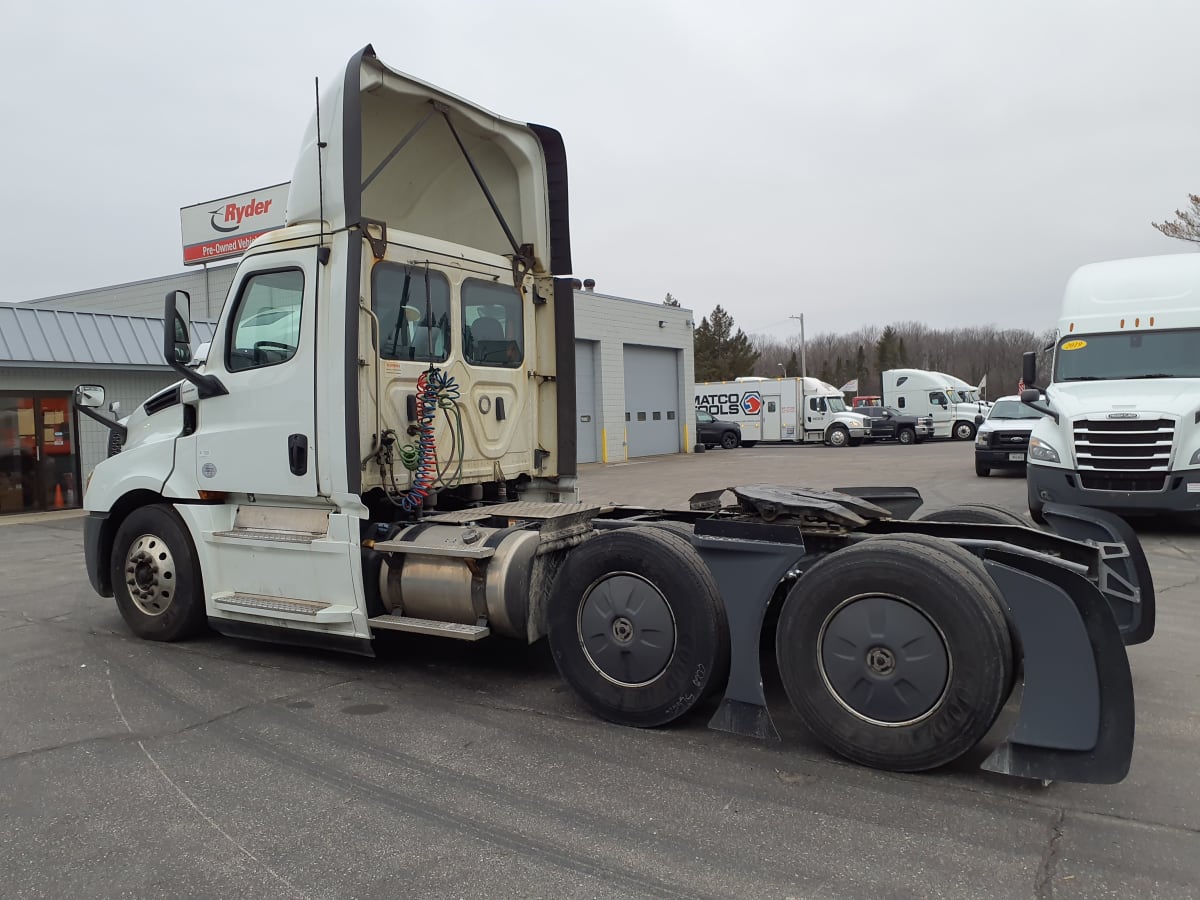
[1047,378,1200,419]
[286,44,570,275]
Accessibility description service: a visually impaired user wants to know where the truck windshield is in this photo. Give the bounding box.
[1054,329,1200,381]
[826,397,848,412]
[988,400,1042,420]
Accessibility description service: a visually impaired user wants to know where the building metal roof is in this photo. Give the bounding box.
[0,303,216,369]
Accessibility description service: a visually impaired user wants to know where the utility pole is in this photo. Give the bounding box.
[788,314,806,378]
[778,362,787,378]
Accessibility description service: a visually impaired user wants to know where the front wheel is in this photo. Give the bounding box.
[720,431,739,450]
[826,425,849,448]
[848,437,864,447]
[740,440,758,448]
[953,421,977,441]
[547,527,730,728]
[775,539,1013,772]
[110,504,207,641]
[897,427,915,445]
[975,461,990,477]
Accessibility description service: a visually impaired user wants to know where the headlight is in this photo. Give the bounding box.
[975,432,988,447]
[1190,448,1200,466]
[1029,437,1061,463]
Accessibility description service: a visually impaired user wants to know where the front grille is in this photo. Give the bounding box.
[987,430,1029,449]
[1074,417,1173,476]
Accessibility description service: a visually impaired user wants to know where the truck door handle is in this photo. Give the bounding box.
[288,434,309,476]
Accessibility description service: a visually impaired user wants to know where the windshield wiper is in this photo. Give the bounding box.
[1125,374,1177,380]
[1061,376,1105,382]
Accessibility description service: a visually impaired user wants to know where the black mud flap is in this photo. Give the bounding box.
[1041,502,1155,645]
[981,549,1134,784]
[689,519,807,742]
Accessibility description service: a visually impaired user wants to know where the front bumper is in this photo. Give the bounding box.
[976,448,1028,469]
[83,512,112,596]
[1028,464,1200,515]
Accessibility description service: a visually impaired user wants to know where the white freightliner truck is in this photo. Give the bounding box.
[76,46,1156,783]
[1021,253,1200,522]
[881,369,990,440]
[694,377,870,447]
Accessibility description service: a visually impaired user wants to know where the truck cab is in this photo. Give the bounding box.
[1023,253,1200,520]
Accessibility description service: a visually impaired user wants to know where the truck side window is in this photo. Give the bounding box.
[373,264,451,362]
[462,279,523,367]
[897,397,906,408]
[929,391,948,408]
[227,269,304,372]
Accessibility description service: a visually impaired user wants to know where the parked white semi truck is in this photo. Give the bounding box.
[75,46,1155,784]
[882,369,989,440]
[694,377,870,447]
[1022,253,1200,522]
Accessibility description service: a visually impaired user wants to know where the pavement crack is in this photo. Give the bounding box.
[1034,808,1066,899]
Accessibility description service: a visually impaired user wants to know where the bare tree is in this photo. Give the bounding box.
[1152,194,1200,246]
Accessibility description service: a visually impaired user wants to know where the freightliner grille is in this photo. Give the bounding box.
[1074,417,1174,492]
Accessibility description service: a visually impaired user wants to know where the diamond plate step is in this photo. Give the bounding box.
[368,615,490,641]
[213,592,355,623]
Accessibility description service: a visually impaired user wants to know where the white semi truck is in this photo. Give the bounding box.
[881,369,990,440]
[75,45,1155,784]
[1022,253,1200,522]
[694,377,870,447]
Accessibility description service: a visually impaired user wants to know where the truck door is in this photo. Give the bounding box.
[927,390,952,436]
[806,395,829,433]
[186,251,319,498]
[763,396,782,441]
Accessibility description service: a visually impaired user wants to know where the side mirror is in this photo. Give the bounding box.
[1022,350,1038,389]
[974,414,984,425]
[1021,388,1042,404]
[164,290,193,365]
[75,384,105,408]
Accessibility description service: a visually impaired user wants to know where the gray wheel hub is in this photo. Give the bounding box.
[818,594,950,726]
[124,533,176,616]
[578,573,676,687]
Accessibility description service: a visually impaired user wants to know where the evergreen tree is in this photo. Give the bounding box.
[693,304,760,381]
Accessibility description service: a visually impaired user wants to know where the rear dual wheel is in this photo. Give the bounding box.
[775,538,1013,772]
[547,527,729,727]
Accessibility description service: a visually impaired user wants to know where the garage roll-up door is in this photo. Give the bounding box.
[575,339,599,464]
[623,345,680,457]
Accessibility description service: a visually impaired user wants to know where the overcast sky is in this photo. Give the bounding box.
[2,1,1197,342]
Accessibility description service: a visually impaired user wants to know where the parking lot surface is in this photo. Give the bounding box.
[1,440,1196,898]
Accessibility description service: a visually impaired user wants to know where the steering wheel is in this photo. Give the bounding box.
[253,340,293,364]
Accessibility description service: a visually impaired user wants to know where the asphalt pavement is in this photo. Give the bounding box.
[1,439,1196,898]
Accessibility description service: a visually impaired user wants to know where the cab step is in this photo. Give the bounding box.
[211,526,324,544]
[213,591,356,623]
[368,614,490,641]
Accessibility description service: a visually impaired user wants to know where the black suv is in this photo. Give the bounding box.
[854,405,933,445]
[695,410,742,449]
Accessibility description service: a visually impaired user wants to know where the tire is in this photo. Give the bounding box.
[826,425,850,448]
[919,503,1028,528]
[775,540,1013,772]
[110,504,207,642]
[953,421,977,441]
[703,444,714,450]
[721,431,739,450]
[848,438,864,447]
[898,427,915,446]
[740,441,757,448]
[975,461,990,477]
[547,527,730,727]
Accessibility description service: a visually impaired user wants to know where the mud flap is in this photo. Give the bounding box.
[1040,502,1155,645]
[980,548,1134,784]
[689,520,806,741]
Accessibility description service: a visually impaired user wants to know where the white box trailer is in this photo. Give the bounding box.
[694,377,870,447]
[882,369,990,440]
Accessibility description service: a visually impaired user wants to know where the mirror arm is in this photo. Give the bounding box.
[168,357,228,399]
[77,404,128,441]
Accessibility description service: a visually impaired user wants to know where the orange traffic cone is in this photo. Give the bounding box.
[53,484,65,509]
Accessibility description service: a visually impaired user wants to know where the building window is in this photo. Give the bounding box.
[637,412,647,421]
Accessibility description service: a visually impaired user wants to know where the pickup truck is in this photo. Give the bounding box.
[853,405,934,445]
[974,395,1043,476]
[696,410,743,449]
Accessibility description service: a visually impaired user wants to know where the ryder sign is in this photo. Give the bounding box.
[180,183,290,265]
